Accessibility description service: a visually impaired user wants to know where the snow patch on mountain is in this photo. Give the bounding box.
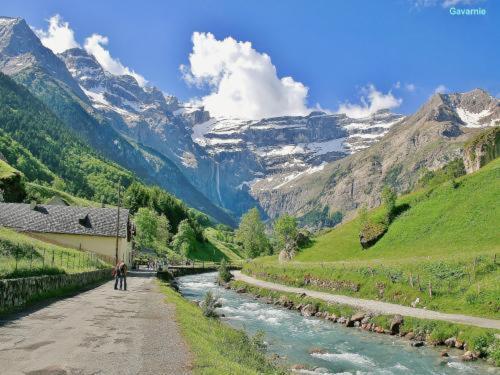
[455,108,492,128]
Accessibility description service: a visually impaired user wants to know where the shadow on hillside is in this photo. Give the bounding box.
[393,203,411,218]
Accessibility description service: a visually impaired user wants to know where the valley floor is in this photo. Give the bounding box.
[233,271,500,330]
[0,271,192,375]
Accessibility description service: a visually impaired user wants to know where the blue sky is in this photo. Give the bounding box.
[2,0,499,118]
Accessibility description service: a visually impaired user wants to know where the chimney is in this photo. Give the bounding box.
[30,200,37,210]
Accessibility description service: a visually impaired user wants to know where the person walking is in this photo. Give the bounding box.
[113,261,128,291]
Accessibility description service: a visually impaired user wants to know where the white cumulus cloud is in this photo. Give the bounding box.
[84,34,147,87]
[434,84,448,94]
[405,83,416,92]
[34,14,80,54]
[337,85,402,119]
[181,32,309,120]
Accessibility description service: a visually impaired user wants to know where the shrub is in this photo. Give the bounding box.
[218,258,232,283]
[359,221,387,249]
[460,330,495,357]
[428,325,458,344]
[251,331,267,353]
[487,339,500,366]
[201,291,219,318]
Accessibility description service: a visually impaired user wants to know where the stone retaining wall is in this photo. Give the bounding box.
[0,268,113,312]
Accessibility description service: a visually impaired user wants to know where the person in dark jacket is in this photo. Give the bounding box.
[113,261,128,291]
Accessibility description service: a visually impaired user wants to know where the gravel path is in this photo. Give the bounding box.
[234,271,500,330]
[0,271,192,375]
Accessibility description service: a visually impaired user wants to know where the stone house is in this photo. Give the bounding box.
[0,203,133,265]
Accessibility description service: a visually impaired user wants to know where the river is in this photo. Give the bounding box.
[177,272,497,375]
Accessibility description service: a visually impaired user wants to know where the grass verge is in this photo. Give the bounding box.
[0,227,109,279]
[158,281,285,375]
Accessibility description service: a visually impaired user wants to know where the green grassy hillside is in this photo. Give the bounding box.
[0,227,109,279]
[244,158,500,318]
[185,228,244,262]
[296,157,499,262]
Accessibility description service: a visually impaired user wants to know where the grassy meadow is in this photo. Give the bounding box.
[0,227,110,279]
[244,158,500,318]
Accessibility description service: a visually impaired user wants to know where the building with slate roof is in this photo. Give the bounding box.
[0,203,133,265]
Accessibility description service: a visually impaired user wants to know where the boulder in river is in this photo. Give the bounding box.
[351,312,365,322]
[444,337,456,347]
[308,347,327,354]
[411,341,425,347]
[405,332,415,340]
[462,351,478,361]
[390,314,404,335]
[301,304,318,317]
[455,339,464,349]
[326,313,337,322]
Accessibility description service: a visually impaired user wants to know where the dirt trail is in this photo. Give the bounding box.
[0,271,192,375]
[233,271,500,330]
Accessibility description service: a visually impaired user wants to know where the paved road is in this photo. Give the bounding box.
[0,272,192,375]
[234,271,500,330]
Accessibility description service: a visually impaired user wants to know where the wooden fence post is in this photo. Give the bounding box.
[428,281,433,298]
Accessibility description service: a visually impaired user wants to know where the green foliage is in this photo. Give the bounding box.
[273,214,298,252]
[124,182,191,233]
[134,207,171,256]
[359,221,387,248]
[0,159,26,202]
[487,338,500,366]
[460,330,495,357]
[299,206,343,228]
[235,208,270,258]
[188,228,243,262]
[218,259,233,283]
[172,219,197,258]
[0,72,135,204]
[381,185,397,224]
[358,204,369,227]
[201,291,219,318]
[24,183,100,207]
[418,158,466,189]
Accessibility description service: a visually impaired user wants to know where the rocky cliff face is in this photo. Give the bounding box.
[250,90,500,220]
[463,127,500,173]
[58,45,405,217]
[0,17,86,100]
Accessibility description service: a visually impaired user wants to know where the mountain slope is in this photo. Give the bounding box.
[251,89,500,221]
[295,156,500,262]
[244,158,500,320]
[58,47,405,218]
[0,16,234,225]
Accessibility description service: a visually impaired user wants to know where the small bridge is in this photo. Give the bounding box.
[159,261,243,278]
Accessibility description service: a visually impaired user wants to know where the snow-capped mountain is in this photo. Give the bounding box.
[4,15,496,221]
[57,46,406,216]
[185,109,404,184]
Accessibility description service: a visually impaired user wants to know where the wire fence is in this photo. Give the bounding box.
[0,241,114,278]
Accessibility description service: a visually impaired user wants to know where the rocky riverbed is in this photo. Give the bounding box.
[177,272,496,374]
